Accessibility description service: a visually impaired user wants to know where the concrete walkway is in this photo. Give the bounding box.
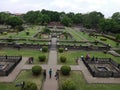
[42,38,58,90]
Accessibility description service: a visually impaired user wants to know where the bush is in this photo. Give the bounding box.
[42,46,48,52]
[23,81,37,90]
[32,66,42,75]
[100,38,107,41]
[62,79,76,90]
[61,65,71,75]
[60,56,66,63]
[26,32,30,35]
[59,48,64,53]
[39,55,46,62]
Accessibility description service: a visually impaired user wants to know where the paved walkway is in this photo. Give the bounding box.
[42,38,58,90]
[42,50,58,90]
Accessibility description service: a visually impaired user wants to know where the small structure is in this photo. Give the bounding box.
[0,56,22,76]
[82,57,120,77]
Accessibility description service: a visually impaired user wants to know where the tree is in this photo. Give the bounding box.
[0,12,10,24]
[41,9,60,21]
[61,16,72,26]
[72,13,83,24]
[112,12,120,24]
[6,16,23,28]
[82,11,104,29]
[40,14,50,25]
[99,19,120,33]
[23,11,42,24]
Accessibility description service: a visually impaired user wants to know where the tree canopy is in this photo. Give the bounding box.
[0,9,120,33]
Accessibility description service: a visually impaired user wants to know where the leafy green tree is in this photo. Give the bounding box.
[41,9,60,21]
[99,19,120,33]
[82,11,104,29]
[112,12,120,24]
[41,14,50,25]
[0,12,10,24]
[23,11,41,24]
[61,16,72,26]
[72,13,83,24]
[6,16,23,28]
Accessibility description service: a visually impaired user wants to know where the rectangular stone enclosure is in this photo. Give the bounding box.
[0,56,22,76]
[82,58,120,77]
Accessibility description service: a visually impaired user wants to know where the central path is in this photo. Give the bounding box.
[42,38,58,90]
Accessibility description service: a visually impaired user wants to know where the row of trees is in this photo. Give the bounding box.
[0,9,120,33]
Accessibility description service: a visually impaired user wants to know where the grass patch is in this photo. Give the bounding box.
[0,48,48,64]
[59,71,120,90]
[0,70,43,90]
[58,51,120,65]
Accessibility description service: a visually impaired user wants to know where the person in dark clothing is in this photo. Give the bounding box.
[55,70,59,80]
[43,70,46,80]
[49,68,52,78]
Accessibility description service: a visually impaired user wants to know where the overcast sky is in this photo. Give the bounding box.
[0,0,120,18]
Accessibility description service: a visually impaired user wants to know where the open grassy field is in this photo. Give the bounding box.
[0,70,43,90]
[59,71,120,90]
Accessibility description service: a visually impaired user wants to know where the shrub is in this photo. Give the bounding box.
[103,50,107,54]
[62,79,76,90]
[26,32,30,35]
[39,55,46,62]
[60,56,66,63]
[23,81,37,90]
[42,46,48,52]
[59,48,64,53]
[61,65,71,75]
[100,38,107,41]
[32,65,42,75]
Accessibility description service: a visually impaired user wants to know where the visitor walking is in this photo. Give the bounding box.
[55,70,59,80]
[49,68,52,78]
[43,70,46,80]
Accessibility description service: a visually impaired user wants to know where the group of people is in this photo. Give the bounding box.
[43,68,59,80]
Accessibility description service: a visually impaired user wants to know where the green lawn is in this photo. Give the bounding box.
[95,36,120,48]
[74,29,96,41]
[65,28,84,41]
[0,48,48,64]
[0,70,43,90]
[58,51,120,65]
[0,26,42,39]
[59,71,120,90]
